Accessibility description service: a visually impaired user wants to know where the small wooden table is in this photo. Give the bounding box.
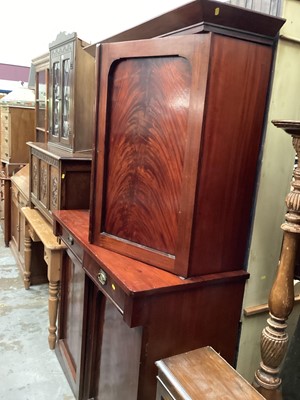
[21,206,66,350]
[155,346,264,399]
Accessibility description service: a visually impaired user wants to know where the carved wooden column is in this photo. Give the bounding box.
[253,120,300,400]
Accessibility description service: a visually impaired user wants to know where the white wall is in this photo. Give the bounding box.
[1,0,188,67]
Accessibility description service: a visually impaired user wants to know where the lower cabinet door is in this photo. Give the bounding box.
[82,276,143,400]
[56,249,86,398]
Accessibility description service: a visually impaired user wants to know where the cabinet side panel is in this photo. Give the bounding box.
[190,35,273,275]
[9,108,35,163]
[74,40,95,151]
[137,279,247,400]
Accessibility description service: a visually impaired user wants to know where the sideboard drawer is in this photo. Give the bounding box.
[61,227,84,263]
[84,253,126,314]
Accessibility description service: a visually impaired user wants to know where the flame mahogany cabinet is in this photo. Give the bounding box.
[53,1,284,399]
[89,2,285,278]
[53,209,249,400]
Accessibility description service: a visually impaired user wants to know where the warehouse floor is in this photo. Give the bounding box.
[0,227,75,400]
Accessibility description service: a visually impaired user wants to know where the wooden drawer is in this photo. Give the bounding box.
[61,226,83,263]
[1,119,9,133]
[1,109,9,124]
[84,252,126,314]
[156,378,176,400]
[1,141,9,161]
[18,191,28,208]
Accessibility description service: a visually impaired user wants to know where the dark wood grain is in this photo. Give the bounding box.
[53,209,249,400]
[103,56,190,255]
[90,29,274,278]
[54,209,249,298]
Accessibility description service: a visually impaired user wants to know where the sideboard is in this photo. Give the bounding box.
[53,209,249,400]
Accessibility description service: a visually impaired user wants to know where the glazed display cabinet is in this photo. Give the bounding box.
[48,32,95,152]
[32,52,50,143]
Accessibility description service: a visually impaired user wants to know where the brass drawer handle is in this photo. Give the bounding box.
[97,269,107,286]
[67,235,74,245]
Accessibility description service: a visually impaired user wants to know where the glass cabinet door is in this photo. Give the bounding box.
[51,56,61,143]
[61,52,72,146]
[49,50,73,148]
[35,68,49,142]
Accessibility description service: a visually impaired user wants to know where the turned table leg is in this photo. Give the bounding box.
[23,221,32,289]
[44,248,62,350]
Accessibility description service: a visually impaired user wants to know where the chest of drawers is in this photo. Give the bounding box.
[0,105,35,166]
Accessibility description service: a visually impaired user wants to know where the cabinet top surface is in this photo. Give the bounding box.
[10,164,30,199]
[85,0,285,54]
[27,142,92,161]
[156,346,265,399]
[53,210,248,296]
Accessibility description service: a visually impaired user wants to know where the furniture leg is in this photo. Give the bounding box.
[45,248,62,350]
[23,221,32,289]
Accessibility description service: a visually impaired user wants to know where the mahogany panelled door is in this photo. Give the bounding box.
[89,32,274,278]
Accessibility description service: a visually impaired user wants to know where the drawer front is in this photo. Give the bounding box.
[61,227,83,263]
[84,253,126,313]
[156,378,177,400]
[1,136,10,161]
[19,192,28,208]
[1,109,9,128]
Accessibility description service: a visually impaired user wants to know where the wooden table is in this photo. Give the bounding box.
[21,206,66,349]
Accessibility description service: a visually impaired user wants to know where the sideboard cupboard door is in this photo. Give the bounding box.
[89,32,273,278]
[56,248,85,398]
[82,277,142,400]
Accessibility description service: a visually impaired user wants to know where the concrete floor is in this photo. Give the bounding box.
[0,227,75,400]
